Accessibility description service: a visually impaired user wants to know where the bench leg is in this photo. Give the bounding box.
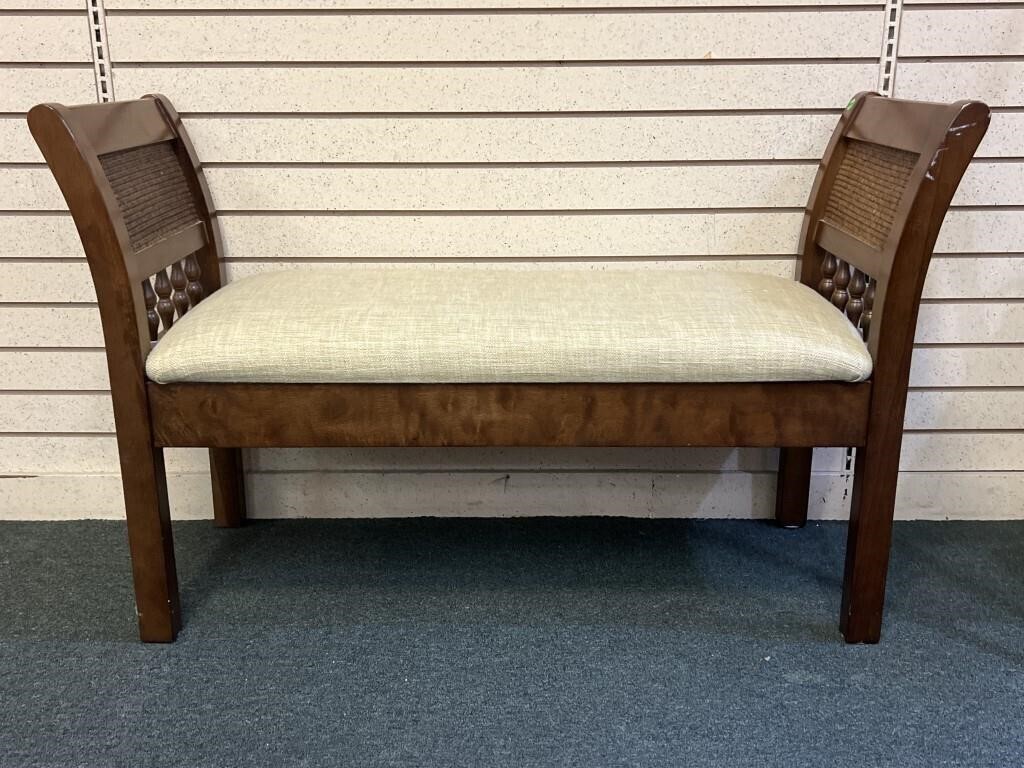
[840,433,900,644]
[122,446,181,642]
[774,447,812,528]
[210,448,247,528]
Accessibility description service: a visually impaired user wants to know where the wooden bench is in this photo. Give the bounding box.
[28,93,989,644]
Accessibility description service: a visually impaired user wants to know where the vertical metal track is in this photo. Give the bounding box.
[828,0,909,518]
[877,0,904,96]
[88,0,115,102]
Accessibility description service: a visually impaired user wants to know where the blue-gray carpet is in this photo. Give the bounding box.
[0,518,1022,767]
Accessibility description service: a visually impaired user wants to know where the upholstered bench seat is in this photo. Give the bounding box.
[145,267,873,385]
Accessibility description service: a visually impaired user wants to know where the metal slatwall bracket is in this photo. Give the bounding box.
[877,0,904,96]
[88,0,115,102]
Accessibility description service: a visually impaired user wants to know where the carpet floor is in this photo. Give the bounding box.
[0,517,1022,767]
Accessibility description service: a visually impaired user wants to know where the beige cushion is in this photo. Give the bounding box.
[145,267,872,384]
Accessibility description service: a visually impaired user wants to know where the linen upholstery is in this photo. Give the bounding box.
[144,267,873,384]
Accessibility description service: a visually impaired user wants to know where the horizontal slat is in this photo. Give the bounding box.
[899,433,1024,472]
[904,390,1024,430]
[0,307,104,347]
[8,346,1022,392]
[815,219,883,279]
[112,64,879,112]
[0,349,109,389]
[0,1,82,7]
[183,112,1016,162]
[0,388,1011,433]
[936,210,1024,254]
[0,15,92,62]
[904,0,1020,3]
[220,211,1024,259]
[4,432,1021,475]
[909,347,1024,389]
[953,162,1024,206]
[128,221,208,283]
[208,162,1019,210]
[0,117,40,163]
[106,11,883,62]
[10,111,1018,165]
[900,9,1024,57]
[0,470,1018,522]
[0,435,125,474]
[2,212,799,259]
[892,472,1024,521]
[183,115,842,163]
[923,256,1024,300]
[6,256,1023,303]
[6,210,1020,261]
[218,213,805,258]
[915,302,1024,344]
[103,0,887,8]
[980,113,1024,159]
[5,301,1021,348]
[14,261,795,303]
[1,260,796,303]
[0,215,81,257]
[5,209,1016,262]
[206,163,1020,210]
[7,158,1015,214]
[0,392,112,431]
[0,263,95,302]
[0,168,65,210]
[895,62,1024,108]
[202,165,816,211]
[220,258,798,280]
[0,66,95,112]
[5,211,1020,261]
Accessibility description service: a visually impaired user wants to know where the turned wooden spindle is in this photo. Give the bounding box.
[153,268,175,332]
[183,254,204,307]
[861,278,876,338]
[847,268,866,326]
[818,251,838,299]
[170,260,190,318]
[832,259,851,311]
[141,278,159,342]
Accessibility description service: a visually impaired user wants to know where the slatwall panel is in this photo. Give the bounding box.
[892,2,1024,519]
[0,3,100,517]
[2,1,1022,521]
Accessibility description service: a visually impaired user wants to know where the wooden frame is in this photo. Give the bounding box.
[28,92,989,644]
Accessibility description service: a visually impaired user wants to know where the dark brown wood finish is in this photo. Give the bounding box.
[27,99,185,642]
[774,448,813,529]
[796,94,990,642]
[29,93,989,644]
[146,382,871,449]
[210,448,247,528]
[835,100,990,643]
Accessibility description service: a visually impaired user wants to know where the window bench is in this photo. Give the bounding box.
[28,92,989,644]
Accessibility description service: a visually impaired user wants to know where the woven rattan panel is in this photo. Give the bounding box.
[822,139,919,249]
[99,141,201,252]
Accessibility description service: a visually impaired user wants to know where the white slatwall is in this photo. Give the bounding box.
[2,1,1022,521]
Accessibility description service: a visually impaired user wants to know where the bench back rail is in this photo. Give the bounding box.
[799,92,988,361]
[29,95,223,365]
